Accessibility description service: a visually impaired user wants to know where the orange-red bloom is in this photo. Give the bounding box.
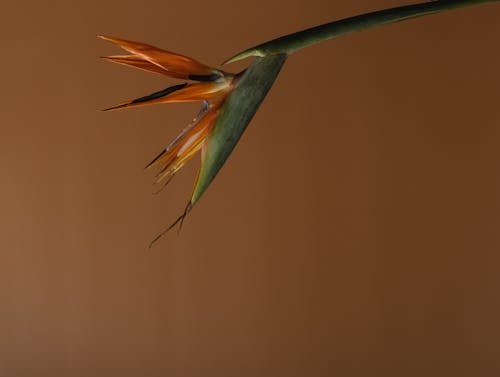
[100,35,234,189]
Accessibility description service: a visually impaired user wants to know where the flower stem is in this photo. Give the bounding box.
[224,0,499,64]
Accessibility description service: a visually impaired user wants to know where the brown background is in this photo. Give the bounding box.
[1,1,499,376]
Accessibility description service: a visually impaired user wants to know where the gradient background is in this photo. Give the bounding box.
[2,1,499,376]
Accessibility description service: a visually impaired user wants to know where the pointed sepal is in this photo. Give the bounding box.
[99,35,224,81]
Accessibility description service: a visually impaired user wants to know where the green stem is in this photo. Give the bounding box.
[224,0,498,64]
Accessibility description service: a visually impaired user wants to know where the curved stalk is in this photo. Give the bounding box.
[224,0,499,64]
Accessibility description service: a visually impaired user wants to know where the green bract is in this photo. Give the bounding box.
[191,54,287,205]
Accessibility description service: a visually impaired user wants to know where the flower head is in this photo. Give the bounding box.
[100,36,237,240]
[101,36,286,247]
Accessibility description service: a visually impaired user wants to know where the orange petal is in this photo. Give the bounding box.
[101,54,171,76]
[155,110,219,178]
[148,101,222,183]
[145,102,210,169]
[99,35,222,81]
[103,81,229,111]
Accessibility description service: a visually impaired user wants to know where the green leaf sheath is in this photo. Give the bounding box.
[191,54,287,205]
[225,0,499,64]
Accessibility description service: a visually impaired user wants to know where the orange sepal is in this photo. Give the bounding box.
[101,54,170,76]
[99,35,221,80]
[147,101,222,183]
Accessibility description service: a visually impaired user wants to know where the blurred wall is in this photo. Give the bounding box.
[1,1,499,376]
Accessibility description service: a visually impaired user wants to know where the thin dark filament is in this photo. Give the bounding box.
[152,174,174,195]
[148,201,192,249]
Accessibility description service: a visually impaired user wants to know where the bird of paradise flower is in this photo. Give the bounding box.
[101,0,498,247]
